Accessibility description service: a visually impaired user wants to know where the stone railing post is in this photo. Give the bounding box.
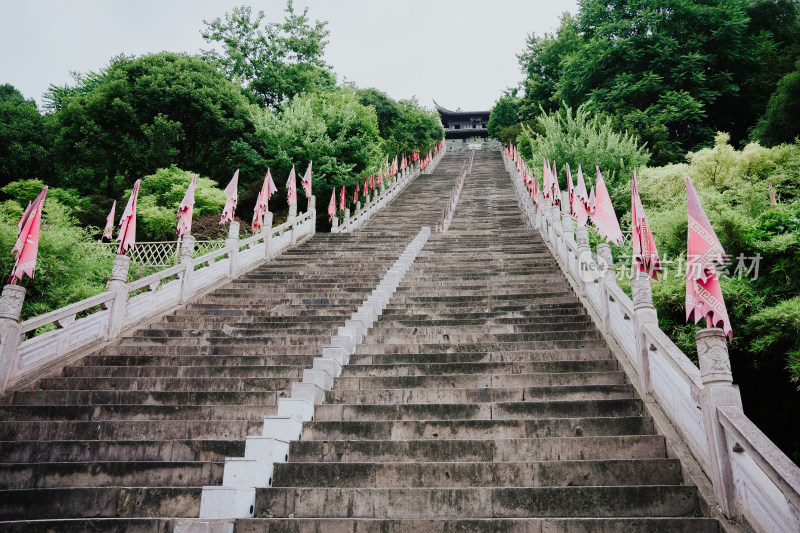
[697,328,742,519]
[308,195,316,238]
[288,198,297,245]
[596,243,615,333]
[263,212,273,260]
[575,226,591,296]
[179,235,195,304]
[227,221,240,277]
[536,191,544,233]
[631,269,658,394]
[106,254,131,340]
[331,215,339,232]
[0,284,26,392]
[561,191,574,243]
[343,208,350,228]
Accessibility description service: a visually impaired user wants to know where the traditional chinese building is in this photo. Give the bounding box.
[435,100,490,141]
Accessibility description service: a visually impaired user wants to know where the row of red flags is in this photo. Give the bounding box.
[8,142,447,284]
[328,142,444,221]
[504,144,748,340]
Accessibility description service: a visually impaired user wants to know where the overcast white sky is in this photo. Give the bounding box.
[0,0,578,111]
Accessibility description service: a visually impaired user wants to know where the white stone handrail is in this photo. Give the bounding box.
[502,150,800,533]
[0,204,317,393]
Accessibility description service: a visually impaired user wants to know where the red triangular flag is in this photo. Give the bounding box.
[590,168,623,244]
[9,186,47,283]
[117,180,141,255]
[632,171,662,280]
[220,169,238,224]
[176,174,197,236]
[102,200,116,241]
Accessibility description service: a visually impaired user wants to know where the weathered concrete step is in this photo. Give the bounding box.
[163,314,345,324]
[313,399,643,422]
[289,435,666,463]
[341,360,617,378]
[62,364,304,379]
[377,315,593,328]
[145,322,338,333]
[253,486,699,519]
[137,324,337,335]
[335,369,621,391]
[119,334,330,347]
[0,403,275,422]
[233,517,719,533]
[354,339,610,355]
[382,296,579,309]
[35,376,297,391]
[0,486,200,520]
[301,416,655,442]
[352,348,614,365]
[367,321,596,335]
[362,330,602,345]
[380,306,588,319]
[325,384,635,405]
[77,354,314,368]
[0,460,222,489]
[0,419,261,441]
[0,439,243,464]
[0,518,175,533]
[3,389,279,407]
[273,458,681,488]
[101,344,324,356]
[387,292,576,305]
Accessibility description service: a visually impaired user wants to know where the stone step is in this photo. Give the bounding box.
[354,340,611,355]
[334,369,621,391]
[312,399,644,422]
[340,360,618,378]
[288,435,666,463]
[252,486,699,519]
[61,364,305,379]
[0,487,200,520]
[0,403,276,422]
[0,518,175,533]
[232,517,719,533]
[0,439,243,464]
[300,416,655,442]
[76,354,314,368]
[324,384,635,405]
[351,348,614,365]
[0,419,261,441]
[119,334,330,347]
[2,389,280,406]
[35,376,296,391]
[361,330,603,345]
[0,460,222,489]
[272,458,682,488]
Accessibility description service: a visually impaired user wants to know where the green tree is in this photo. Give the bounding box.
[752,60,800,146]
[251,87,383,200]
[355,87,402,140]
[517,12,583,120]
[50,52,258,197]
[202,2,335,108]
[518,104,650,209]
[0,85,53,187]
[487,95,521,140]
[133,166,227,241]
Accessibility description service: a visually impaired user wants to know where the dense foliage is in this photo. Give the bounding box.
[201,2,334,108]
[487,95,521,140]
[518,104,650,209]
[507,0,800,164]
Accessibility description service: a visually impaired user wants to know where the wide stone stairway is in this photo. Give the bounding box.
[239,152,720,531]
[0,151,719,532]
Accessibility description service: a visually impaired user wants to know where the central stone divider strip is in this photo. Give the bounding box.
[189,227,432,525]
[438,150,473,233]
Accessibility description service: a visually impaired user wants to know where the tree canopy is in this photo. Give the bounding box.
[201,2,335,108]
[515,0,800,164]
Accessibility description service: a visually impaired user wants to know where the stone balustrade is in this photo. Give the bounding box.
[0,205,317,394]
[503,150,800,533]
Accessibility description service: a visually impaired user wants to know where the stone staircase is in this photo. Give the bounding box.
[0,151,720,532]
[0,158,459,531]
[237,152,720,531]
